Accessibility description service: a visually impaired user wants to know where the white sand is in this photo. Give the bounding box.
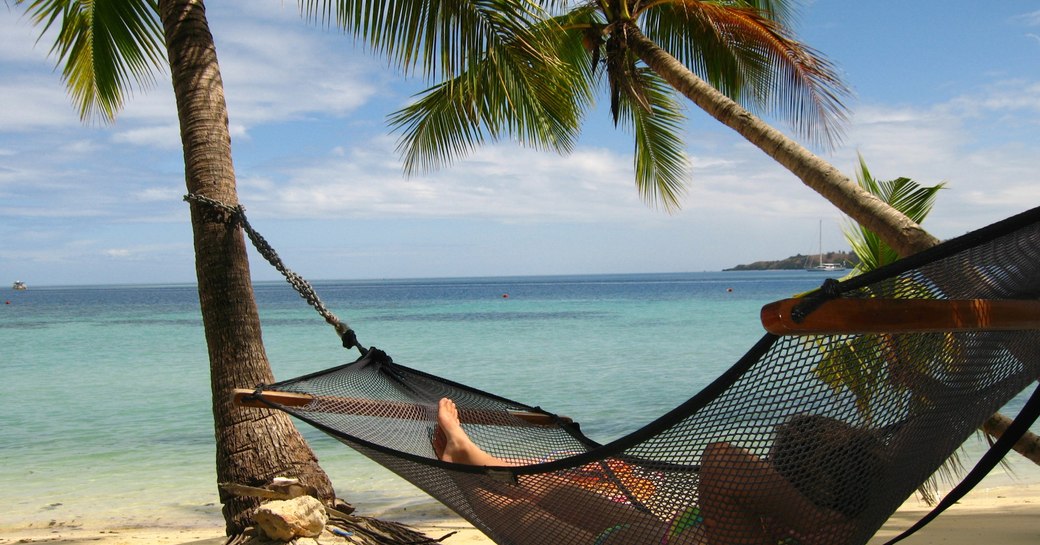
[4,484,1037,545]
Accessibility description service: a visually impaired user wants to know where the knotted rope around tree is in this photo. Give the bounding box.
[184,193,365,354]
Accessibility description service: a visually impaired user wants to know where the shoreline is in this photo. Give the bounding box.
[4,482,1037,545]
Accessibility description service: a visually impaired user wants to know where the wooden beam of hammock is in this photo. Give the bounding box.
[761,298,1040,335]
[232,388,571,427]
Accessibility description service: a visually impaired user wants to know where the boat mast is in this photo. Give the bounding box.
[817,219,823,267]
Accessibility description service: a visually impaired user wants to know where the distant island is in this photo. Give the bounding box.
[725,251,859,271]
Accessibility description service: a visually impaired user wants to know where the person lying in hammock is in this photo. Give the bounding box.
[433,398,867,545]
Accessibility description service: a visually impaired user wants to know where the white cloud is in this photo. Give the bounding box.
[103,248,133,258]
[1016,10,1040,26]
[208,66,1040,246]
[112,125,182,150]
[0,8,55,64]
[0,77,80,131]
[946,80,1040,117]
[0,2,385,150]
[832,86,1040,235]
[233,135,654,223]
[3,1,1039,284]
[61,139,104,155]
[133,186,184,203]
[204,4,384,126]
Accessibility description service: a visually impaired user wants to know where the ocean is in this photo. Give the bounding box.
[2,271,1037,531]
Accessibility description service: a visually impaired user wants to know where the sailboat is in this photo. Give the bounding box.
[806,220,846,272]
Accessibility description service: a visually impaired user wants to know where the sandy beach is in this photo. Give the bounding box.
[5,481,1037,545]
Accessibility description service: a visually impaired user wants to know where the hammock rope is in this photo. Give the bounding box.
[184,193,365,353]
[213,196,1040,545]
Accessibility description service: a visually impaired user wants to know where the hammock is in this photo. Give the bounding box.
[230,204,1040,545]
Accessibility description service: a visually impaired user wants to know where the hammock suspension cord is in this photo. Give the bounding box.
[184,193,366,354]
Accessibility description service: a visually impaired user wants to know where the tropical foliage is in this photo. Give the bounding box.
[843,155,946,273]
[17,1,1036,530]
[813,157,960,502]
[316,0,853,212]
[299,1,939,259]
[19,0,167,122]
[814,156,945,420]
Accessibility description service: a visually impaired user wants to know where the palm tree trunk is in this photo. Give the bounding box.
[622,23,1040,467]
[983,412,1040,464]
[623,24,938,258]
[157,0,335,534]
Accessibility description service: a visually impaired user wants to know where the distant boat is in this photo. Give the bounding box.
[806,221,846,272]
[12,280,27,290]
[808,262,846,272]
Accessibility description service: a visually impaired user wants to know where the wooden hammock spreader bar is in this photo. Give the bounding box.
[761,298,1040,336]
[232,388,571,427]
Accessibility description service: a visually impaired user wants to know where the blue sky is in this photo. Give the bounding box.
[2,2,1039,286]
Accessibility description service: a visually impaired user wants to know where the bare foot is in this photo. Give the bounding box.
[433,398,510,466]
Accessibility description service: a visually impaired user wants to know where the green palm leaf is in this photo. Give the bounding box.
[387,15,593,175]
[831,155,957,504]
[298,0,551,81]
[616,68,689,211]
[843,155,946,272]
[640,0,850,148]
[313,0,855,216]
[19,0,166,122]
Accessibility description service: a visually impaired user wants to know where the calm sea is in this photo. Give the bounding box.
[2,271,1036,530]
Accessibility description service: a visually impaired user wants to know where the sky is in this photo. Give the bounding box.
[2,2,1039,286]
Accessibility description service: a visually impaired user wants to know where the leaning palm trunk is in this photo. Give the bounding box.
[624,23,1040,466]
[623,24,938,258]
[984,412,1040,464]
[157,0,335,533]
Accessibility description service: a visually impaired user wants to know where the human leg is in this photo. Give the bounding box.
[434,398,705,543]
[433,397,517,466]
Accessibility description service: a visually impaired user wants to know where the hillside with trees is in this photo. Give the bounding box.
[724,251,858,271]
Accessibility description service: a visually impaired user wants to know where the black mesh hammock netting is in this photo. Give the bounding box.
[244,207,1040,545]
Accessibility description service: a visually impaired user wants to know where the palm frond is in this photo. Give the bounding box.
[834,154,962,504]
[19,0,166,122]
[298,0,551,82]
[615,68,689,212]
[640,2,751,101]
[557,5,605,81]
[741,0,797,26]
[388,17,593,175]
[843,155,945,272]
[639,0,851,148]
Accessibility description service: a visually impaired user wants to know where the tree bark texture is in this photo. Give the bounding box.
[157,0,335,534]
[983,411,1040,465]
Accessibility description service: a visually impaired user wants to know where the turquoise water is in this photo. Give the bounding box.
[2,272,1037,530]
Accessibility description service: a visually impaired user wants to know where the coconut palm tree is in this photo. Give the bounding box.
[18,5,1037,540]
[16,0,607,532]
[305,0,1040,467]
[370,0,940,256]
[15,0,336,533]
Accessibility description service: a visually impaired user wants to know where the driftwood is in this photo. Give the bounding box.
[325,514,456,545]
